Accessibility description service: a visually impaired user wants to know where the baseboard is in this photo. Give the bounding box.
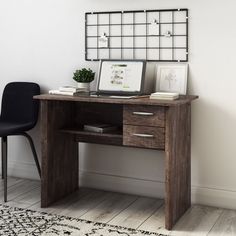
[4,162,236,210]
[192,185,236,209]
[79,170,165,199]
[79,171,236,210]
[1,161,40,180]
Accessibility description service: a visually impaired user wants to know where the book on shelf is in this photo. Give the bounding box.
[150,92,179,100]
[83,124,118,133]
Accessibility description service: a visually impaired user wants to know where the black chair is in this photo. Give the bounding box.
[0,82,41,202]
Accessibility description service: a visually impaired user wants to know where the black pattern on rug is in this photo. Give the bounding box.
[0,204,167,236]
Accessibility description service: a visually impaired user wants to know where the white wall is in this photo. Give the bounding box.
[0,0,236,209]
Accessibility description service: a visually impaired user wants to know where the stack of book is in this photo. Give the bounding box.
[49,86,86,96]
[84,123,118,133]
[150,92,179,100]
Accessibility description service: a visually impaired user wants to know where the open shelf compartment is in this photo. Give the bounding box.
[60,127,123,146]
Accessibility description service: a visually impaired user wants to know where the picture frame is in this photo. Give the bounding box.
[155,64,188,95]
[97,60,146,95]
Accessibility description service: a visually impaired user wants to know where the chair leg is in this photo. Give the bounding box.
[1,138,4,179]
[22,133,41,178]
[2,137,8,202]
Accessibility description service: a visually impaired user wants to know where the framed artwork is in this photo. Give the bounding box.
[155,64,188,95]
[97,60,146,95]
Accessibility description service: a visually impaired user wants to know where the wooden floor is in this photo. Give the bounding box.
[1,178,236,236]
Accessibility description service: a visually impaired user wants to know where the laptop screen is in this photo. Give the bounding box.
[97,60,146,95]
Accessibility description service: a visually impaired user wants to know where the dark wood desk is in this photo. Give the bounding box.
[34,94,198,230]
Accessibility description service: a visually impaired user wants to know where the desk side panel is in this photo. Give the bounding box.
[165,103,191,230]
[41,100,78,207]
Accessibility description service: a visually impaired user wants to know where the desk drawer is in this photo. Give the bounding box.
[123,125,165,149]
[123,105,165,127]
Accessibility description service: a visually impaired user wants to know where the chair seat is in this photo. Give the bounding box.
[0,121,34,137]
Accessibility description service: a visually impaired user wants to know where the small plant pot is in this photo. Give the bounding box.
[77,82,90,92]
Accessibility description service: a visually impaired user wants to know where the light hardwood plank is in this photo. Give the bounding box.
[208,209,236,236]
[170,205,222,236]
[138,205,170,235]
[0,177,25,191]
[50,188,95,214]
[108,197,163,228]
[13,183,40,203]
[2,177,235,236]
[60,189,111,218]
[28,201,58,214]
[6,201,33,209]
[6,187,40,209]
[29,188,107,216]
[29,188,92,214]
[81,192,138,223]
[0,179,39,202]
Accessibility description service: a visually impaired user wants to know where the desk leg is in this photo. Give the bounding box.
[40,101,78,207]
[165,103,191,230]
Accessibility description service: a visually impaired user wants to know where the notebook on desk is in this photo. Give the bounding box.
[92,60,147,98]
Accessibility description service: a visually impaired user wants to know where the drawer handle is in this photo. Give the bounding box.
[132,112,154,116]
[133,133,154,138]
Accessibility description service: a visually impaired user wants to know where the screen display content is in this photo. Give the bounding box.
[98,60,146,95]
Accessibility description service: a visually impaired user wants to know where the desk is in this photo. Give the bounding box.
[34,94,198,230]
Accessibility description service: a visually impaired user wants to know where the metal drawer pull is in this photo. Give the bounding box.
[133,133,154,138]
[132,112,154,116]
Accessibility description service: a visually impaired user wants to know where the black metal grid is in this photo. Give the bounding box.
[85,9,188,62]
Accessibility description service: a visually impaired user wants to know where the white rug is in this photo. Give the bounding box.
[0,204,166,236]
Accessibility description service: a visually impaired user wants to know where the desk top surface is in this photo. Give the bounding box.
[34,94,198,106]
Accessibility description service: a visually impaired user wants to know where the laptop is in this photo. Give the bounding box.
[90,60,146,98]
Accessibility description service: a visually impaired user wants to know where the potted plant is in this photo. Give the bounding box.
[73,68,95,91]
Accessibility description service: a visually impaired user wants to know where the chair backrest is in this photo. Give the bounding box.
[0,82,40,126]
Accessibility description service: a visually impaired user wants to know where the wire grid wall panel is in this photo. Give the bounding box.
[85,9,188,62]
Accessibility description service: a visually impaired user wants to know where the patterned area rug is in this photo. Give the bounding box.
[0,204,167,236]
